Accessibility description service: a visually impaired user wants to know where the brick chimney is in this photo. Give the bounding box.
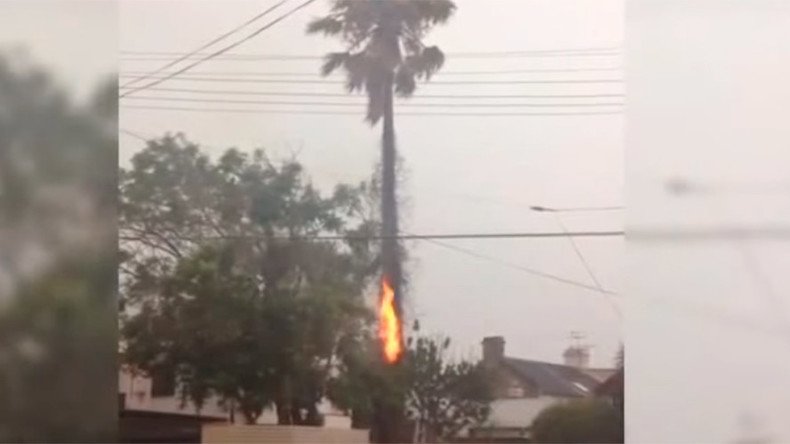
[563,346,590,368]
[482,336,505,366]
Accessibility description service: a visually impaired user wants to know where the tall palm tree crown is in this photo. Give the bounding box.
[307,0,456,123]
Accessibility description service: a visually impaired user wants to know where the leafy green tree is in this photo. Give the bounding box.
[407,337,491,442]
[326,332,408,433]
[0,53,116,441]
[120,137,379,424]
[327,322,492,442]
[530,399,624,444]
[406,333,492,442]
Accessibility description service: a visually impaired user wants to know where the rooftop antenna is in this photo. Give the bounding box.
[569,331,586,348]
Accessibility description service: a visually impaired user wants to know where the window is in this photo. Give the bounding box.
[150,368,175,397]
[507,385,524,398]
[572,382,590,393]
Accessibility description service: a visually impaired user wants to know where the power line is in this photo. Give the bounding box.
[423,191,625,213]
[556,216,606,291]
[116,86,626,99]
[120,128,150,142]
[629,226,790,241]
[553,214,622,318]
[666,184,790,345]
[120,0,318,98]
[128,230,625,242]
[122,46,622,56]
[121,224,790,241]
[121,95,623,108]
[119,75,623,85]
[120,67,624,77]
[121,54,620,62]
[530,205,624,212]
[121,104,624,117]
[120,47,622,61]
[415,236,619,296]
[120,0,290,90]
[734,239,790,344]
[450,52,620,60]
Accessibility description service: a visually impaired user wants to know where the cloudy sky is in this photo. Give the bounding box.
[0,1,116,102]
[118,0,625,368]
[627,1,790,442]
[6,0,790,442]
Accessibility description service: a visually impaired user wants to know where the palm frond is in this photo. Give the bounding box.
[309,0,456,125]
[413,0,456,25]
[402,30,425,56]
[321,52,349,76]
[342,1,379,39]
[306,16,344,36]
[404,46,445,80]
[393,66,416,97]
[344,53,369,92]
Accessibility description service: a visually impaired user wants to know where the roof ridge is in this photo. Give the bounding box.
[505,356,565,366]
[504,357,590,397]
[503,356,609,397]
[539,362,589,395]
[505,357,616,372]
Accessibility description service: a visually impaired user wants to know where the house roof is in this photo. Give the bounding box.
[503,358,606,397]
[581,367,617,383]
[594,368,623,396]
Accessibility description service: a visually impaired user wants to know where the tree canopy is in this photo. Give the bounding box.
[327,321,492,442]
[0,52,117,442]
[530,399,624,444]
[120,136,381,424]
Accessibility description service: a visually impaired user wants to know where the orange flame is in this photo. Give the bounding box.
[378,276,403,364]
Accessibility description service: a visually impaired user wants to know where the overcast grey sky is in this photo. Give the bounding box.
[7,1,790,442]
[119,0,624,367]
[628,1,790,442]
[0,1,116,102]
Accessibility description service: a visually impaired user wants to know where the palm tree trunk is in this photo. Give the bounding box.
[380,71,402,312]
[371,71,408,444]
[276,377,293,425]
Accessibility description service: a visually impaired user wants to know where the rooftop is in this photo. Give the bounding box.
[503,357,612,397]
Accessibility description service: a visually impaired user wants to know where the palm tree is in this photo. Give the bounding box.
[307,0,456,316]
[307,3,455,441]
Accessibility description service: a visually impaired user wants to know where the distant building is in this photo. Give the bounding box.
[118,365,351,442]
[595,367,624,414]
[469,336,616,442]
[119,365,229,419]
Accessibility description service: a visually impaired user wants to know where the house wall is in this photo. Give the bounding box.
[486,396,570,429]
[201,424,367,443]
[479,357,571,433]
[119,368,230,418]
[119,369,350,428]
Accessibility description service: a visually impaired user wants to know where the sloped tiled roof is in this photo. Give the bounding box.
[581,367,617,383]
[595,368,623,396]
[503,358,605,397]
